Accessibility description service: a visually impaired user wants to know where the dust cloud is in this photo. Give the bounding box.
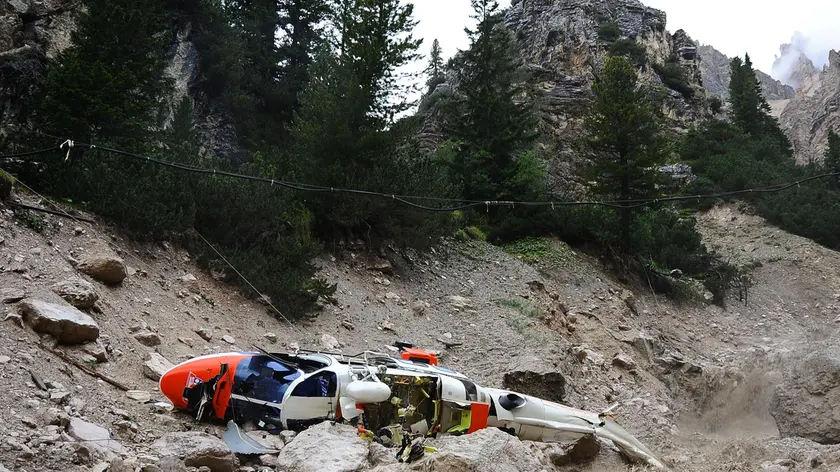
[771,30,836,88]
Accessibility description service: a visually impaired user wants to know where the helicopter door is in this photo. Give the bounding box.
[280,370,338,429]
[212,363,234,420]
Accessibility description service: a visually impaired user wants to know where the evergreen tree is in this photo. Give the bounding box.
[825,130,840,175]
[729,55,771,137]
[277,0,329,118]
[425,39,445,93]
[40,0,172,146]
[584,56,667,251]
[448,0,540,202]
[728,54,793,161]
[290,0,424,235]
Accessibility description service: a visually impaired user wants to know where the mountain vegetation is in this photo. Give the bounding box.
[3,0,836,316]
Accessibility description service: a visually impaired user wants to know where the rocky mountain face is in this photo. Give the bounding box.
[492,0,708,191]
[0,0,75,138]
[698,44,795,101]
[771,33,822,90]
[778,50,840,164]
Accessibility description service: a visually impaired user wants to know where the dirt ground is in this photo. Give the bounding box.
[2,193,840,471]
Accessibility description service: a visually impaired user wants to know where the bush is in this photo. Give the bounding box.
[630,209,709,274]
[709,97,723,114]
[653,62,694,99]
[609,39,647,66]
[598,22,621,42]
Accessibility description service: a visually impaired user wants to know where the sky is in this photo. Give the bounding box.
[407,0,838,83]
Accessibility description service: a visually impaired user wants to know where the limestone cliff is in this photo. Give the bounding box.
[698,44,794,101]
[496,0,707,191]
[779,50,840,165]
[0,0,76,136]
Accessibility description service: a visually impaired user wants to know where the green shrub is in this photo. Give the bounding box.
[609,39,647,66]
[465,225,487,241]
[630,209,709,274]
[653,62,694,99]
[709,97,723,114]
[598,22,621,42]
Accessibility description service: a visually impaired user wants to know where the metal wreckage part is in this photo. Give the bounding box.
[159,343,667,469]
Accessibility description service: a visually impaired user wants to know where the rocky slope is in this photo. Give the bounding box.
[698,44,795,101]
[778,50,840,165]
[3,175,840,470]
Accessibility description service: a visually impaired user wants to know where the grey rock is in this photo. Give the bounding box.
[771,345,840,444]
[19,299,100,344]
[77,255,127,285]
[52,277,100,309]
[699,44,795,101]
[134,330,161,347]
[221,334,235,345]
[1,287,26,304]
[418,427,546,471]
[612,352,638,370]
[143,353,174,381]
[195,328,213,341]
[275,422,369,472]
[779,49,840,165]
[320,334,340,350]
[179,273,200,293]
[151,432,235,472]
[126,390,152,403]
[68,418,123,453]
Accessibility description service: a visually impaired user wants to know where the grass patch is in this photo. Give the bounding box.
[501,237,571,265]
[496,298,544,337]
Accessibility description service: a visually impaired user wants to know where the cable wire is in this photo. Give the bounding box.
[5,139,839,211]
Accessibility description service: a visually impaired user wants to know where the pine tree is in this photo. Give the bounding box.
[290,0,423,234]
[448,0,540,202]
[825,130,840,175]
[728,54,793,161]
[584,56,667,251]
[425,39,445,93]
[40,0,172,146]
[277,0,329,117]
[729,54,771,137]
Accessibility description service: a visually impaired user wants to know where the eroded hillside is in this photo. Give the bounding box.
[2,186,840,472]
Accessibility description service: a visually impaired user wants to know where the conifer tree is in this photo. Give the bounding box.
[277,0,329,117]
[729,54,771,137]
[584,56,666,251]
[425,39,445,92]
[448,0,540,202]
[40,0,172,146]
[825,130,840,175]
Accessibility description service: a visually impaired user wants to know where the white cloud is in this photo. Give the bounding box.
[641,0,839,74]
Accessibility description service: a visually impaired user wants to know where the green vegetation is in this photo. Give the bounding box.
[10,0,816,316]
[496,298,543,337]
[653,60,694,99]
[608,39,647,67]
[709,96,723,114]
[598,22,621,42]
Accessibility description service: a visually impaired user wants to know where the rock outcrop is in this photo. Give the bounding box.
[143,352,174,381]
[275,422,370,472]
[151,432,235,472]
[502,370,566,402]
[771,345,840,444]
[779,50,840,165]
[77,255,128,285]
[771,32,822,90]
[51,277,100,309]
[19,299,100,344]
[698,45,794,101]
[0,0,76,133]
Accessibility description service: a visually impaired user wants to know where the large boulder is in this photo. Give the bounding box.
[19,299,100,344]
[502,371,566,403]
[151,432,235,472]
[77,255,127,285]
[771,345,840,444]
[416,428,546,472]
[143,352,174,381]
[275,422,369,472]
[52,277,100,309]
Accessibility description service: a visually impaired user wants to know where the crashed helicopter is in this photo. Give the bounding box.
[159,342,666,469]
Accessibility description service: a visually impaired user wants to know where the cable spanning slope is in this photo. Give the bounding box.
[2,140,838,212]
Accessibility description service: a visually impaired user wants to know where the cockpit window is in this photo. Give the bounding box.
[233,356,302,403]
[291,371,337,397]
